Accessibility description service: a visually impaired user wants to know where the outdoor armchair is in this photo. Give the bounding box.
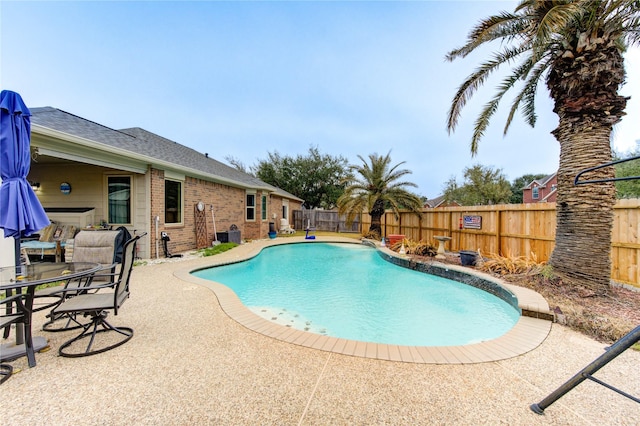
[51,233,145,357]
[35,229,125,332]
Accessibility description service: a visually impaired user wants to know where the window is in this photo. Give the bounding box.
[532,186,539,199]
[165,179,183,224]
[108,176,131,224]
[261,195,267,220]
[246,193,255,221]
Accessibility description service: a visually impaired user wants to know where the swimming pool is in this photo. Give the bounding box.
[192,242,521,346]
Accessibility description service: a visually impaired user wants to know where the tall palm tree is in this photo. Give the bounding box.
[446,0,639,293]
[337,152,423,238]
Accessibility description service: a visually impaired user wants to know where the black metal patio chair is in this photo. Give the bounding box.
[35,229,124,332]
[1,290,36,369]
[51,233,146,358]
[0,363,12,384]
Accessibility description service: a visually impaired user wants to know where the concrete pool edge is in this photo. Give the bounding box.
[175,236,553,364]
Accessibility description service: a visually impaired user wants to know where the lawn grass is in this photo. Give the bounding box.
[199,242,238,256]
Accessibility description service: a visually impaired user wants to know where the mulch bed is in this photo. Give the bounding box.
[413,252,640,344]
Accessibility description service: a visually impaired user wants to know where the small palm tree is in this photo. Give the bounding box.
[446,0,639,293]
[337,152,423,238]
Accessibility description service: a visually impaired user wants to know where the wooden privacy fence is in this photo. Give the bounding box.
[359,199,640,288]
[292,209,360,233]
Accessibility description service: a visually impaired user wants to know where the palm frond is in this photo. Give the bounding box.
[533,2,584,56]
[503,55,550,132]
[446,12,522,61]
[447,45,527,133]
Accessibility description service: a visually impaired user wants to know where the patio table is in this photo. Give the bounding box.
[0,262,100,367]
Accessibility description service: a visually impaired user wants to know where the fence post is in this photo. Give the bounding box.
[496,208,502,256]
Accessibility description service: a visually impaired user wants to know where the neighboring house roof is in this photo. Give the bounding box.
[29,107,302,201]
[423,194,457,208]
[522,172,558,203]
[522,173,557,190]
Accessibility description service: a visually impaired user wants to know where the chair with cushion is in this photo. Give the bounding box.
[35,229,125,332]
[51,233,145,357]
[21,222,77,262]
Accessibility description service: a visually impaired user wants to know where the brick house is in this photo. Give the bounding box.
[27,107,302,259]
[522,173,558,203]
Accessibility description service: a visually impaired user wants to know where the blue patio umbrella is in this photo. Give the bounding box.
[0,90,49,266]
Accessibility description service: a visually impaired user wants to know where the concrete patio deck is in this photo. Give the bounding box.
[3,237,639,425]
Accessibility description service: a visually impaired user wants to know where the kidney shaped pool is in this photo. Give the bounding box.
[192,242,520,346]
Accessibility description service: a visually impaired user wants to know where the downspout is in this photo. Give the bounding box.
[154,215,160,259]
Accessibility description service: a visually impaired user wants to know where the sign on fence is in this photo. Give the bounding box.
[463,215,482,230]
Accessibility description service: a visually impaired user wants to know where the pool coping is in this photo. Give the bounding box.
[175,236,553,364]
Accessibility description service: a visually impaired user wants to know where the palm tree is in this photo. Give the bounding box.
[446,0,639,293]
[337,152,423,238]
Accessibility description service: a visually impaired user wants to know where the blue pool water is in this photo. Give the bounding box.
[193,243,520,346]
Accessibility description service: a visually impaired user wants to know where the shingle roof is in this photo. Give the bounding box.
[30,106,301,201]
[118,127,267,188]
[423,194,446,208]
[523,173,557,190]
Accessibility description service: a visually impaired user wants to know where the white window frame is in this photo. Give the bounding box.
[246,191,256,222]
[165,178,184,227]
[261,194,268,221]
[105,174,133,226]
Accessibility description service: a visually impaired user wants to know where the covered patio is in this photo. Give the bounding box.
[3,237,638,424]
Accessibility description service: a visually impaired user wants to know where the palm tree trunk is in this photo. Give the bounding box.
[547,41,627,294]
[368,199,385,237]
[549,120,616,293]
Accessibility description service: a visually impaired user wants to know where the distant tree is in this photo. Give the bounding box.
[337,152,423,238]
[614,142,640,198]
[509,173,549,204]
[443,164,512,206]
[224,156,253,175]
[254,146,350,209]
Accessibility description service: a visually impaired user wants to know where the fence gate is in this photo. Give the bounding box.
[293,209,360,233]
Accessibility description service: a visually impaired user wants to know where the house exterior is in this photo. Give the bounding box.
[27,107,303,259]
[423,195,460,208]
[522,173,558,203]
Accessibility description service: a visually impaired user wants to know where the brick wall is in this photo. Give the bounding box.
[149,168,299,257]
[523,174,558,203]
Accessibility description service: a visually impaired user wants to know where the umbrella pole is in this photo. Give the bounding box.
[13,238,25,345]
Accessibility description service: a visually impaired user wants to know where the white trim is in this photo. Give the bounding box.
[164,170,185,181]
[105,174,134,226]
[261,193,268,221]
[245,191,256,222]
[37,147,147,174]
[165,178,184,227]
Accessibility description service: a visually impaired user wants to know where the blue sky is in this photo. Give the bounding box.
[1,1,638,198]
